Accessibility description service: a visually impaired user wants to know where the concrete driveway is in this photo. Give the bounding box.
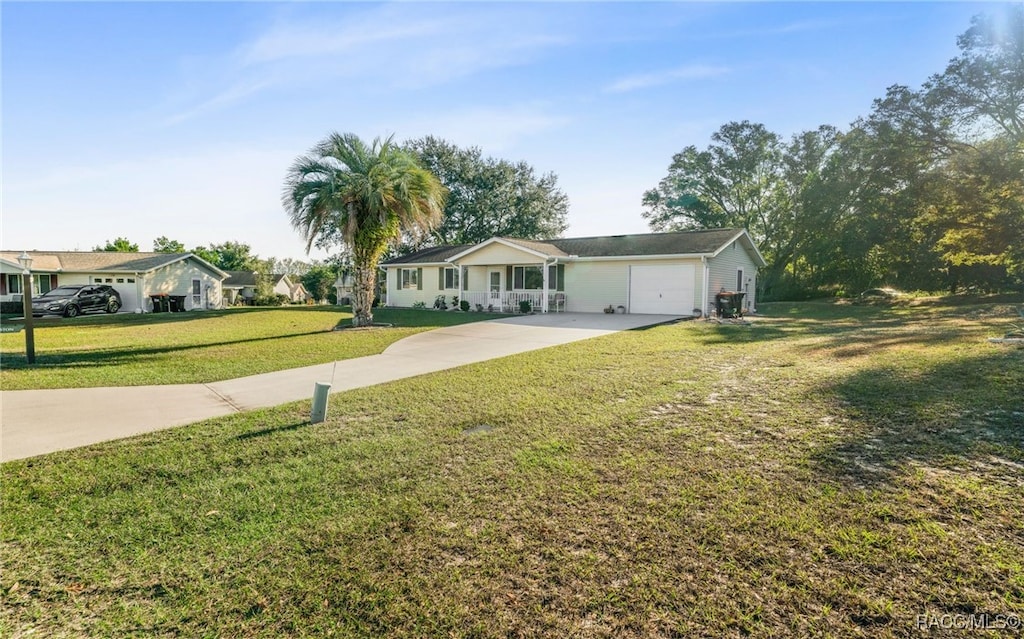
[1,313,681,461]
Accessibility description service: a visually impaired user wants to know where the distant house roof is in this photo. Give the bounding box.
[384,229,766,267]
[0,251,229,278]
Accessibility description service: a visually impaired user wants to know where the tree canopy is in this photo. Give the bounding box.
[94,237,139,252]
[153,237,186,253]
[192,241,260,272]
[643,6,1023,298]
[283,132,446,326]
[403,136,568,249]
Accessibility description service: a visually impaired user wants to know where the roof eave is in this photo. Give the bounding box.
[570,253,711,262]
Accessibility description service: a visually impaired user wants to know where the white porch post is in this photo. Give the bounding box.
[541,259,549,313]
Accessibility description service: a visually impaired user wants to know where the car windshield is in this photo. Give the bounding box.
[37,286,84,298]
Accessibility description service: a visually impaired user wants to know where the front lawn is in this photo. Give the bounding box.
[1,299,1021,637]
[0,307,506,390]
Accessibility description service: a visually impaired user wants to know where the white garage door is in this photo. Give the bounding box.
[110,282,139,313]
[629,264,695,315]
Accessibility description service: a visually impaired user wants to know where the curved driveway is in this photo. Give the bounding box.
[1,313,680,461]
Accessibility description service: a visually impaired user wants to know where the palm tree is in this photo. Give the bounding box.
[283,133,446,327]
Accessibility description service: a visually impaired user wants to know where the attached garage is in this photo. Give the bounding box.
[628,264,695,315]
[108,279,140,313]
[0,251,229,312]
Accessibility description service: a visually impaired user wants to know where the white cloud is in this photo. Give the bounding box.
[604,64,731,94]
[160,5,572,126]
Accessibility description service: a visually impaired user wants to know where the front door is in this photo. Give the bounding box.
[488,270,502,310]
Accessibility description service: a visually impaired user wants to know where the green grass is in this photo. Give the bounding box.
[2,299,1022,637]
[0,306,506,390]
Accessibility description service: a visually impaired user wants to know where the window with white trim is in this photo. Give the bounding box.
[6,274,21,294]
[400,268,419,290]
[192,279,202,307]
[442,266,460,290]
[512,265,544,290]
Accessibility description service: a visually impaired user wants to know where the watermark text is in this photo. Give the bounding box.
[915,613,1021,631]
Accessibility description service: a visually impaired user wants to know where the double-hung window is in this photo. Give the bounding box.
[400,268,420,290]
[442,266,460,290]
[512,265,544,290]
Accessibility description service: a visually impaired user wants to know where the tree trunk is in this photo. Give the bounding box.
[351,263,377,327]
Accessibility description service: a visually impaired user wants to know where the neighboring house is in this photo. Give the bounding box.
[223,271,305,305]
[0,251,229,312]
[222,271,258,305]
[288,281,310,303]
[381,228,766,316]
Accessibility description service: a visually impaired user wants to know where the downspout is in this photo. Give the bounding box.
[701,256,710,318]
[542,257,553,313]
[134,273,142,313]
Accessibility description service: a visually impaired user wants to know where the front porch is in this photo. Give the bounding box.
[459,290,566,313]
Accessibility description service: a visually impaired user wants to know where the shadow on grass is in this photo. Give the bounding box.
[810,349,1024,487]
[0,329,334,370]
[235,421,309,440]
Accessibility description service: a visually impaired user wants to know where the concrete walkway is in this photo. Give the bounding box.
[1,313,680,461]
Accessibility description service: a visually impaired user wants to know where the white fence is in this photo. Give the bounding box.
[458,291,565,313]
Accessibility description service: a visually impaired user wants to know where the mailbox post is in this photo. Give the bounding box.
[17,252,35,364]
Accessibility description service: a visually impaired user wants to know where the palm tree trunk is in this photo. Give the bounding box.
[351,262,378,327]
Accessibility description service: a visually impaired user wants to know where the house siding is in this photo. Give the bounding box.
[563,261,629,313]
[464,266,487,297]
[456,243,545,266]
[387,266,440,307]
[146,260,223,310]
[706,241,759,313]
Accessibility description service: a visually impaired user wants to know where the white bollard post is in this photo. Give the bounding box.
[311,382,331,424]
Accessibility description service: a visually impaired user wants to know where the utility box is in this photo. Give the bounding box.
[311,382,331,424]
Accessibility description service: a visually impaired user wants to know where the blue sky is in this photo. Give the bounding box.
[2,1,996,262]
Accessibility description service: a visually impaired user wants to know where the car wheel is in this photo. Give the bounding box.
[106,298,121,314]
[64,305,80,318]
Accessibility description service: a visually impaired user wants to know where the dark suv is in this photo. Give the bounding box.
[31,285,122,317]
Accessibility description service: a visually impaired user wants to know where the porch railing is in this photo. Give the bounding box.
[459,291,565,313]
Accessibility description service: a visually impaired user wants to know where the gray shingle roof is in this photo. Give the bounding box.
[0,251,210,273]
[546,228,743,257]
[383,229,747,265]
[382,244,473,265]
